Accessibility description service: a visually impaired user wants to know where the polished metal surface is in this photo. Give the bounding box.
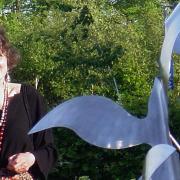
[139,144,176,180]
[29,78,168,149]
[165,5,180,55]
[160,3,180,84]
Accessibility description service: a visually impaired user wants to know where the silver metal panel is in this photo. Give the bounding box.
[160,3,180,84]
[165,4,180,55]
[29,78,169,149]
[141,144,176,180]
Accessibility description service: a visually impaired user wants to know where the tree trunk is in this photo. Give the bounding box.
[13,0,20,12]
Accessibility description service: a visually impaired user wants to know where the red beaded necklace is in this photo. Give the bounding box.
[0,82,8,152]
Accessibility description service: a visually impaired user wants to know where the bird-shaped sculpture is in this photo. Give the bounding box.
[29,3,180,180]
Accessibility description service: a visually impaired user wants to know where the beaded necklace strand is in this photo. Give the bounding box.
[0,82,8,152]
[0,82,11,180]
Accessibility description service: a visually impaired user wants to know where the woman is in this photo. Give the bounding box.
[0,27,57,179]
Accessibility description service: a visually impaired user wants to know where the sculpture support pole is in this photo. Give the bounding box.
[169,133,180,152]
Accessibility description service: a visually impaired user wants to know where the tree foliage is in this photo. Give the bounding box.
[0,0,179,179]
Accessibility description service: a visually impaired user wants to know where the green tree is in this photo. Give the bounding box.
[1,0,179,179]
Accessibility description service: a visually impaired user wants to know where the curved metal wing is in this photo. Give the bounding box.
[29,78,169,149]
[29,93,143,149]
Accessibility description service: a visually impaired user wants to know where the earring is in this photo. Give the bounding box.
[5,71,10,83]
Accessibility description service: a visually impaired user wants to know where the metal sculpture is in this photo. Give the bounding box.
[139,144,176,180]
[29,78,170,149]
[29,3,180,180]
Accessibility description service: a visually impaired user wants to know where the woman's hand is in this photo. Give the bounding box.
[7,152,35,173]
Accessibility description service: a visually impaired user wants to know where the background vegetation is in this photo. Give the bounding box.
[0,0,179,179]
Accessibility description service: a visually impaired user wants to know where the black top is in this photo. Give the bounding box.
[0,84,57,179]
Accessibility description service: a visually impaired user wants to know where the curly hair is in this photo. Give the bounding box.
[0,26,20,70]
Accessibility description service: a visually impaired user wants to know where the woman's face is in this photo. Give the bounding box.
[0,53,8,81]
